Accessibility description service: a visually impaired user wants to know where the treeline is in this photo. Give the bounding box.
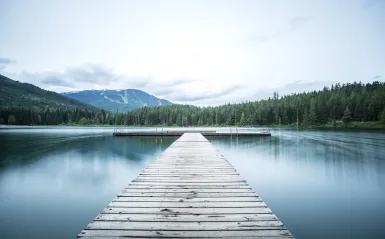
[0,107,114,125]
[122,81,385,126]
[1,81,385,127]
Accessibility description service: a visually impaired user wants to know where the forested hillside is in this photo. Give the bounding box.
[0,74,114,125]
[120,81,385,127]
[1,78,385,127]
[0,74,95,110]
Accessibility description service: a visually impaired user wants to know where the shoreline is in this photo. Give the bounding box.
[1,121,384,130]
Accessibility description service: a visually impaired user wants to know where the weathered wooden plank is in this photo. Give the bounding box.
[141,171,239,174]
[160,147,217,148]
[145,168,235,171]
[139,171,238,174]
[118,192,258,197]
[141,168,234,171]
[148,165,231,168]
[79,236,292,239]
[135,176,244,180]
[146,166,233,169]
[79,229,292,238]
[138,175,241,178]
[124,188,254,193]
[114,197,261,202]
[135,178,244,181]
[151,160,229,162]
[158,152,222,154]
[136,175,242,177]
[150,161,227,162]
[144,167,235,170]
[150,162,229,164]
[108,201,267,208]
[85,220,284,230]
[160,152,222,154]
[143,168,236,170]
[150,161,229,164]
[125,185,251,189]
[137,174,241,177]
[101,207,273,214]
[94,213,278,222]
[128,182,246,186]
[155,157,225,159]
[159,150,220,152]
[146,164,227,166]
[136,175,242,178]
[147,165,233,167]
[155,159,225,161]
[133,180,246,183]
[153,161,228,163]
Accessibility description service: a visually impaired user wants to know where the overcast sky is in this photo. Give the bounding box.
[0,0,384,105]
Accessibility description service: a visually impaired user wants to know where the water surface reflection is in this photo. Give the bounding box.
[1,128,385,239]
[209,130,385,239]
[0,131,175,239]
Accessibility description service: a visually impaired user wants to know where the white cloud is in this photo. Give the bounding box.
[0,57,15,70]
[1,0,384,105]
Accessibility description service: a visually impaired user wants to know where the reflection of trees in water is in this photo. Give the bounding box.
[208,136,270,149]
[0,133,176,169]
[97,136,176,161]
[208,131,385,190]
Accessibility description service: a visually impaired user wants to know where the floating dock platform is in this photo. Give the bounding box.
[78,133,292,238]
[113,130,271,137]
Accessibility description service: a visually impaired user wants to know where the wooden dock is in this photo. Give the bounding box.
[78,133,292,238]
[113,131,271,137]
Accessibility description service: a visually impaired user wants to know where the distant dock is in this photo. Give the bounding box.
[113,129,271,137]
[78,133,292,238]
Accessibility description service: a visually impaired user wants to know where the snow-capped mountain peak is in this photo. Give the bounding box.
[61,89,172,112]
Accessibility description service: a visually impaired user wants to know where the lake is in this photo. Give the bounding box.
[0,127,384,239]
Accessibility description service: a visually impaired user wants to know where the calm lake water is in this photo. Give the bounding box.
[0,127,384,239]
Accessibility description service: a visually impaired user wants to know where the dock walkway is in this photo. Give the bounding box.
[78,133,293,238]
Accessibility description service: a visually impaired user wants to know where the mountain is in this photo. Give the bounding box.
[0,74,97,111]
[61,89,173,112]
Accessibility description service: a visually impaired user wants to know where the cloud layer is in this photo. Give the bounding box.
[2,64,244,103]
[14,65,150,92]
[362,0,384,8]
[1,1,384,106]
[289,17,313,32]
[0,57,15,70]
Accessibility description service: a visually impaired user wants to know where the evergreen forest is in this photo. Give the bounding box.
[1,80,385,127]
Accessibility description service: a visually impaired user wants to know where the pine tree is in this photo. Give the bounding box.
[190,113,197,126]
[239,112,245,126]
[8,114,16,125]
[380,108,385,125]
[302,107,309,126]
[37,114,42,124]
[176,114,182,126]
[342,106,352,123]
[79,117,89,125]
[354,97,364,121]
[308,98,317,124]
